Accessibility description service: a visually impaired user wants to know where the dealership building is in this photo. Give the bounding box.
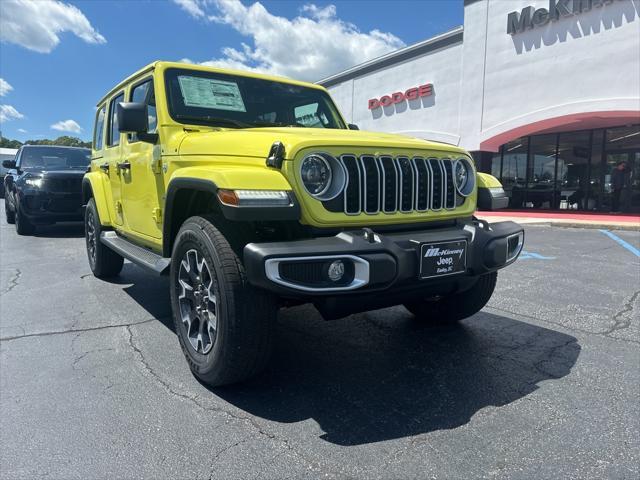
[320,0,640,212]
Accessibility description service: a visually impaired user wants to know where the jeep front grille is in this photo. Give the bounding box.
[338,155,458,215]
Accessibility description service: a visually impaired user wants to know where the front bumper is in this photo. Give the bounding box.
[20,191,84,224]
[244,219,524,308]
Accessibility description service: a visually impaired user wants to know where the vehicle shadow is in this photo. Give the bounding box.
[33,222,85,238]
[212,307,580,446]
[115,270,580,446]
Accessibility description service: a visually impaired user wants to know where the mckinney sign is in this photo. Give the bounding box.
[507,0,623,35]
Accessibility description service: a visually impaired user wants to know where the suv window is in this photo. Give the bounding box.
[94,106,106,151]
[294,102,329,128]
[130,79,158,142]
[108,93,124,147]
[164,68,346,130]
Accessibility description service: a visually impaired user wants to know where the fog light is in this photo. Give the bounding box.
[327,260,345,282]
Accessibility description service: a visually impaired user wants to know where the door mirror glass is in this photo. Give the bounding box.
[348,123,359,130]
[2,160,16,169]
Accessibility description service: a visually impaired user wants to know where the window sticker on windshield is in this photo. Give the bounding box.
[177,76,246,112]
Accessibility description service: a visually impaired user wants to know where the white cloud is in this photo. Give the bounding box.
[0,78,13,97]
[0,105,24,123]
[0,0,106,53]
[17,128,28,133]
[51,119,82,134]
[176,0,405,82]
[172,0,207,19]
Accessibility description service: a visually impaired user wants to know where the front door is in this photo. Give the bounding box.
[104,92,125,225]
[120,78,163,239]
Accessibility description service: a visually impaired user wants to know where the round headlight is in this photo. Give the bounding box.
[454,158,474,197]
[301,154,332,197]
[299,153,346,201]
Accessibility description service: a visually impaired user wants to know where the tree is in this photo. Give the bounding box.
[0,135,91,149]
[0,137,22,149]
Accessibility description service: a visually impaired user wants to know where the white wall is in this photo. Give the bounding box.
[463,0,640,151]
[326,0,640,152]
[327,43,465,146]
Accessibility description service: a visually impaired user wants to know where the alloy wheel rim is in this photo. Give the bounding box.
[86,210,96,263]
[177,249,218,355]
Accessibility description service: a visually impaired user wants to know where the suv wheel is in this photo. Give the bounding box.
[404,272,497,324]
[170,215,276,387]
[15,202,35,235]
[85,198,124,278]
[5,198,15,224]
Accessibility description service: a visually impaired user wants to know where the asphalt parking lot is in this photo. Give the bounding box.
[1,199,639,480]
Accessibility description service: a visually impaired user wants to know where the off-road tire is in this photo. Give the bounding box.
[85,198,124,278]
[404,271,498,324]
[15,202,35,235]
[5,199,15,224]
[170,215,276,387]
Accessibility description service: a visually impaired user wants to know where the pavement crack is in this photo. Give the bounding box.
[604,289,640,335]
[486,304,640,345]
[1,268,22,295]
[125,326,321,474]
[0,318,159,342]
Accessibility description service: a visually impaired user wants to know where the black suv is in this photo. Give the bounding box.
[3,145,91,235]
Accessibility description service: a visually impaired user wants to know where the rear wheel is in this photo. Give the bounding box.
[404,272,498,324]
[15,202,35,235]
[170,215,276,387]
[85,198,124,278]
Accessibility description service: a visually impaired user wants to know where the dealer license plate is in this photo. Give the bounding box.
[419,240,467,279]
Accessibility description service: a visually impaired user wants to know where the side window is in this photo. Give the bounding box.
[108,93,124,147]
[94,106,106,151]
[294,102,328,128]
[130,79,157,142]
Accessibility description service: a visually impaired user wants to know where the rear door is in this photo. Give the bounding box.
[103,92,125,225]
[120,78,163,239]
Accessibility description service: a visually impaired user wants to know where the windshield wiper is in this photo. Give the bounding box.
[175,114,253,129]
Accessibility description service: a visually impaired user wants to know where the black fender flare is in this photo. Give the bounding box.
[162,178,300,257]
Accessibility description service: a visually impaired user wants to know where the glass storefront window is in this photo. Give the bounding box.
[501,138,528,208]
[557,131,591,210]
[488,124,639,213]
[527,134,558,209]
[491,150,502,179]
[606,125,640,150]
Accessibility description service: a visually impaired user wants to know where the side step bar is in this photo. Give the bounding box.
[100,231,170,275]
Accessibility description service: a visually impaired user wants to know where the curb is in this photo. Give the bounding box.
[476,217,640,231]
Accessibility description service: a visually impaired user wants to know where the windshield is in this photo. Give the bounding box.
[165,68,346,130]
[20,147,91,170]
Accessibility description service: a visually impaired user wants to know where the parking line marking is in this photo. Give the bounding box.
[599,230,640,258]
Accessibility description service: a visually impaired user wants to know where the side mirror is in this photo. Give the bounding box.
[117,102,158,143]
[348,123,359,130]
[2,160,16,169]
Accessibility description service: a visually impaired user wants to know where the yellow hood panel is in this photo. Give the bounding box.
[177,127,467,159]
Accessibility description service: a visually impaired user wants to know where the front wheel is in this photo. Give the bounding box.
[404,272,498,324]
[85,198,124,278]
[15,202,35,235]
[5,198,15,224]
[170,215,276,387]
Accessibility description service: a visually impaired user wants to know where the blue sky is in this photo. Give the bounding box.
[0,0,463,142]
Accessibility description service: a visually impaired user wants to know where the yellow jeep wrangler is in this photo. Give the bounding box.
[84,61,523,386]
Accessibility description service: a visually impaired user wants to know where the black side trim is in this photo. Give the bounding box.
[163,178,300,256]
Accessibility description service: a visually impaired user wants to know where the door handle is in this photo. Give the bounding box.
[117,161,131,171]
[99,162,109,173]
